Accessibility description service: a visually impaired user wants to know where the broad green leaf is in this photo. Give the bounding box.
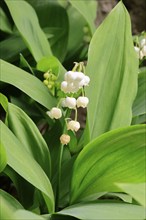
[106,192,132,203]
[7,103,51,178]
[5,0,52,62]
[69,0,96,35]
[0,121,54,213]
[0,189,23,220]
[86,2,138,140]
[4,166,35,209]
[0,36,27,62]
[116,183,146,207]
[0,7,12,34]
[0,93,8,112]
[0,143,7,173]
[26,0,69,62]
[132,114,146,125]
[132,72,146,116]
[20,53,34,75]
[66,6,87,62]
[0,60,56,109]
[12,210,45,220]
[70,125,145,204]
[59,202,146,220]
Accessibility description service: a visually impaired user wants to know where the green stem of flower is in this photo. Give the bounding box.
[55,110,70,211]
[82,87,85,96]
[72,62,78,72]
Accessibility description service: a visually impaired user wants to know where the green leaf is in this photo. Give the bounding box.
[70,125,145,204]
[0,189,23,220]
[0,93,8,112]
[116,183,146,207]
[69,0,96,35]
[132,71,146,117]
[12,210,45,220]
[0,7,12,34]
[86,2,138,140]
[132,114,146,125]
[59,202,146,220]
[66,6,86,61]
[4,166,35,209]
[0,143,7,173]
[0,121,55,213]
[5,0,52,62]
[0,59,56,109]
[26,0,69,62]
[37,56,66,81]
[7,103,51,178]
[20,53,35,75]
[0,36,27,62]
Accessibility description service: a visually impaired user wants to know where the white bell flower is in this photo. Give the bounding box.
[61,81,68,93]
[60,134,70,145]
[77,96,89,108]
[140,38,146,48]
[84,75,90,86]
[142,45,146,56]
[65,97,76,109]
[65,71,77,82]
[139,50,144,60]
[75,72,85,81]
[46,107,62,119]
[134,46,140,58]
[67,120,80,132]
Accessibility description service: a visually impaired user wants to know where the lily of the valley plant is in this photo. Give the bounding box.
[0,1,146,220]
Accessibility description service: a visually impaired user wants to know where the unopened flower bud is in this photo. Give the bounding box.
[46,107,62,119]
[60,134,70,145]
[65,97,76,109]
[77,96,89,108]
[44,72,50,79]
[43,80,49,85]
[67,120,80,132]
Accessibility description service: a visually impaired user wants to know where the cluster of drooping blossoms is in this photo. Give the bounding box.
[46,62,90,145]
[134,38,146,60]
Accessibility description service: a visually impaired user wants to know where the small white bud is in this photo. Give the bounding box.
[67,120,80,132]
[60,134,70,145]
[140,38,146,48]
[46,107,62,119]
[65,97,76,109]
[141,45,146,56]
[77,96,89,108]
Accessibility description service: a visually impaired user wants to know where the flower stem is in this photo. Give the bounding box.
[55,110,70,211]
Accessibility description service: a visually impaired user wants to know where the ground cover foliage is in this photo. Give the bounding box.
[0,0,146,219]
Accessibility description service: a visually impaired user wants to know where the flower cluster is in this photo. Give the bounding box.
[61,71,90,93]
[46,62,90,145]
[43,70,57,89]
[134,38,146,60]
